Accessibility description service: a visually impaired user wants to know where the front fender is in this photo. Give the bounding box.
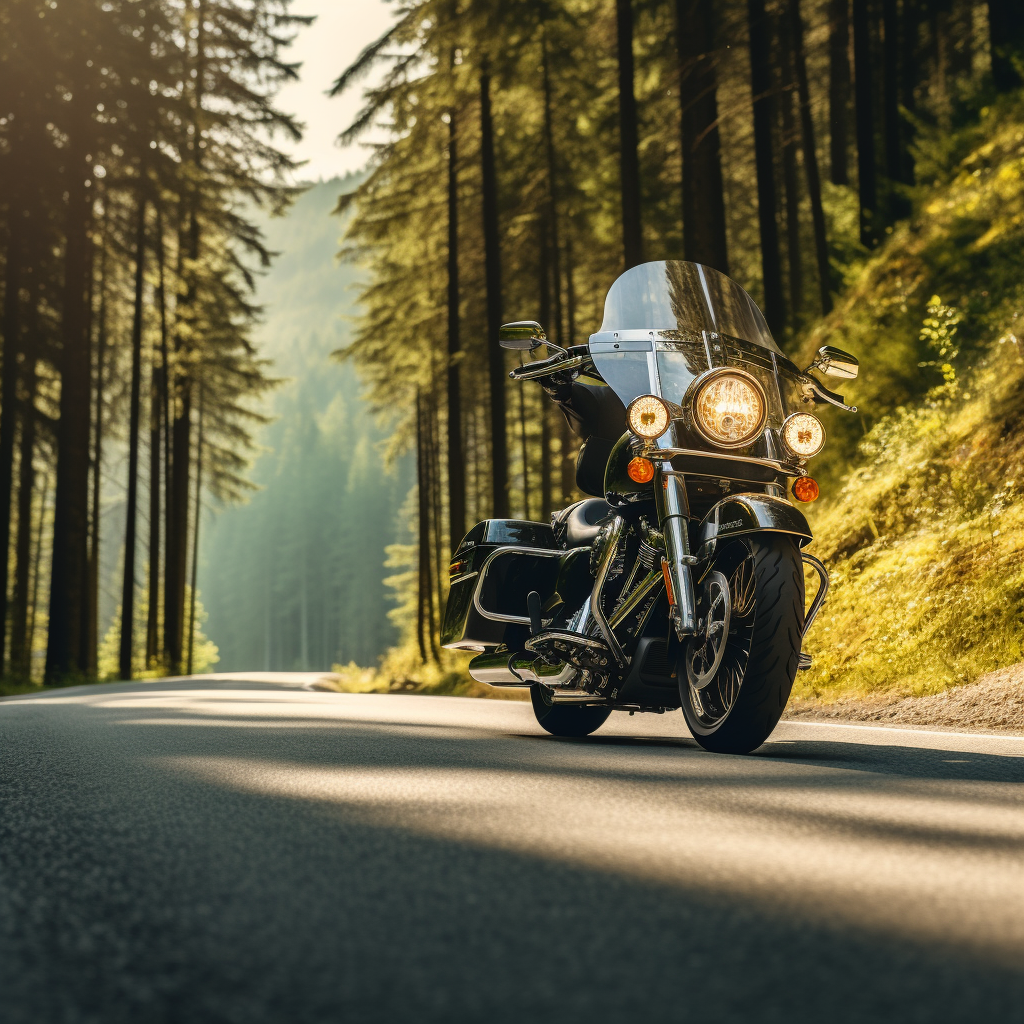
[696,493,812,562]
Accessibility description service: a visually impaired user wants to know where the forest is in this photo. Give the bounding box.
[1,0,1024,701]
[332,0,1024,699]
[0,0,306,685]
[199,178,412,673]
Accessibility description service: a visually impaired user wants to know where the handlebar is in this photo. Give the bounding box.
[509,353,588,380]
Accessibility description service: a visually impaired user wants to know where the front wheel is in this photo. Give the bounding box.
[530,684,612,737]
[680,535,804,754]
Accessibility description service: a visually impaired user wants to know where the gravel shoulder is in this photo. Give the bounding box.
[786,661,1024,734]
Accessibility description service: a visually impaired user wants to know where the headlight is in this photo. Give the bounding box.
[781,412,825,458]
[691,370,767,448]
[627,394,671,440]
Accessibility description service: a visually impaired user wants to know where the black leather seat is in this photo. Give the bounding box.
[561,498,613,547]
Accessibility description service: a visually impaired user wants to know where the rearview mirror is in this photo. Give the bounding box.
[499,320,546,351]
[811,345,859,380]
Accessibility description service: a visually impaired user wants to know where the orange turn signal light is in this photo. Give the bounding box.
[793,476,819,502]
[627,457,655,484]
[661,559,676,606]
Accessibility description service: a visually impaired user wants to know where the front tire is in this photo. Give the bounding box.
[680,535,804,754]
[530,684,612,737]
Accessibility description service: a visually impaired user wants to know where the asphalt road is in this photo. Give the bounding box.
[1,676,1022,1023]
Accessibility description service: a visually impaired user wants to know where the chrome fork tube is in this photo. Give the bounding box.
[658,468,697,636]
[591,516,628,668]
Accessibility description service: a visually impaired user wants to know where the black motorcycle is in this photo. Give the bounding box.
[442,260,858,754]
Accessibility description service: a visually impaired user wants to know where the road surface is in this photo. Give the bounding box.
[1,676,1022,1022]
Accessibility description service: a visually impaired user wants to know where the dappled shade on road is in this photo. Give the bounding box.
[1,680,1022,1023]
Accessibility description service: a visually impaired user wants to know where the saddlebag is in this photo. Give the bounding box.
[441,520,562,651]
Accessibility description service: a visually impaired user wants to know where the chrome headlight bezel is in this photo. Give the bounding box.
[781,412,826,458]
[687,368,768,450]
[626,394,672,440]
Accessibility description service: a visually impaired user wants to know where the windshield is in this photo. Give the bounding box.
[598,260,781,352]
[589,261,786,415]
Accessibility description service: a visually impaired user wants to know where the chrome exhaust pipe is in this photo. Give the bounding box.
[467,651,578,688]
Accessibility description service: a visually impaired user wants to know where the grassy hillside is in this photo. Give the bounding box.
[793,95,1024,706]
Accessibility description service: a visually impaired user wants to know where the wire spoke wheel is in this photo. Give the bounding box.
[685,571,732,690]
[687,555,756,728]
[679,536,805,754]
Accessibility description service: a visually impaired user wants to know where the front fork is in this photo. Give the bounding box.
[655,464,697,637]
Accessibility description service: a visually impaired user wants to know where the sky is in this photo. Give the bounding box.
[277,0,396,183]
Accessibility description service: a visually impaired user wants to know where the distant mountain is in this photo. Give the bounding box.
[200,177,412,671]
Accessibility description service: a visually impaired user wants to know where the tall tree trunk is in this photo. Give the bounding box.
[166,202,196,675]
[86,209,108,677]
[0,198,24,674]
[677,0,729,272]
[79,200,97,670]
[479,70,509,520]
[446,109,465,555]
[828,0,851,185]
[186,387,203,675]
[10,286,39,678]
[882,0,905,207]
[426,394,442,662]
[538,224,553,521]
[166,382,191,673]
[989,0,1024,92]
[852,0,878,247]
[518,381,530,521]
[119,193,147,681]
[163,209,179,671]
[779,20,803,327]
[616,0,644,269]
[560,234,579,505]
[747,0,786,335]
[147,213,168,668]
[790,0,834,315]
[540,29,569,515]
[415,390,429,664]
[541,30,566,349]
[930,5,950,128]
[166,5,205,676]
[46,100,93,684]
[29,472,48,669]
[900,0,919,185]
[949,0,972,78]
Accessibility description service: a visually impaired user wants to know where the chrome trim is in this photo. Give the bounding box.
[661,472,698,635]
[644,445,804,475]
[589,332,655,347]
[449,571,479,587]
[800,552,830,637]
[509,655,579,687]
[701,329,714,369]
[590,516,628,668]
[609,569,663,630]
[807,377,857,413]
[471,546,564,625]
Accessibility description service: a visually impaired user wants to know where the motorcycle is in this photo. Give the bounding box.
[441,260,858,754]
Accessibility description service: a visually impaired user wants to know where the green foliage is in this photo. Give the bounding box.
[795,98,1024,703]
[98,587,219,680]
